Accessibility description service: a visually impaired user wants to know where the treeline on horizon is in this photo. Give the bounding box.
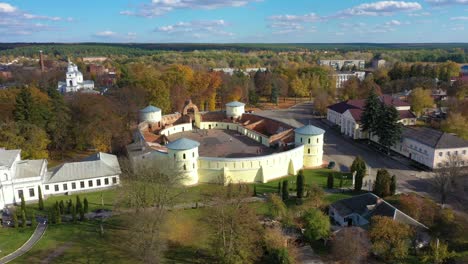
[1,43,468,63]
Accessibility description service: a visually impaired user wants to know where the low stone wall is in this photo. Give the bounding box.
[197,145,304,184]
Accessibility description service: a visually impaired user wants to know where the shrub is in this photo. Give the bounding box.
[327,173,334,189]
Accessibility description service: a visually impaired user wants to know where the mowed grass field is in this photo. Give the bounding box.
[4,168,358,263]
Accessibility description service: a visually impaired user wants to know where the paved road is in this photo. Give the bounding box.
[256,102,434,197]
[0,223,47,264]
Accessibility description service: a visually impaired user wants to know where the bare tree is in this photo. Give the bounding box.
[331,227,370,264]
[206,183,263,264]
[117,158,187,264]
[430,154,466,207]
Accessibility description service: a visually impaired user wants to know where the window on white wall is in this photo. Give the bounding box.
[105,178,109,185]
[63,184,68,191]
[439,152,443,157]
[45,185,49,190]
[308,138,310,144]
[463,150,466,155]
[97,179,101,186]
[18,190,23,198]
[72,183,76,190]
[29,188,35,197]
[183,164,187,171]
[112,177,117,184]
[54,185,59,192]
[80,181,85,188]
[88,180,93,187]
[183,154,186,159]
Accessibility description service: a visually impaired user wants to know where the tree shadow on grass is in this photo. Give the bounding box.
[164,242,215,264]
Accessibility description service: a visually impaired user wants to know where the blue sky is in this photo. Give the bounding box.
[1,0,468,43]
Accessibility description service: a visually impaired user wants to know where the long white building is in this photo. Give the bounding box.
[0,149,120,209]
[326,96,468,169]
[334,71,366,89]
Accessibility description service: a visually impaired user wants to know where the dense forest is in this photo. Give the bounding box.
[1,43,468,63]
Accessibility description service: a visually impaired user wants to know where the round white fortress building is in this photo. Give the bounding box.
[127,100,325,186]
[139,105,162,124]
[294,125,325,167]
[226,101,245,120]
[166,138,200,186]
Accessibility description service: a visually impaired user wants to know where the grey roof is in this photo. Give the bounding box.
[226,101,245,107]
[15,159,46,179]
[331,193,379,217]
[402,127,468,149]
[331,193,428,229]
[140,105,161,113]
[46,152,121,184]
[166,138,200,150]
[294,125,325,136]
[0,149,21,168]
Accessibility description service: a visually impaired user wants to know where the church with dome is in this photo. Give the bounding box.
[57,60,95,93]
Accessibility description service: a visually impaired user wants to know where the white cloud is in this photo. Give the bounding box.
[337,1,422,17]
[408,11,431,16]
[23,13,62,21]
[269,13,320,23]
[0,2,16,13]
[386,19,402,25]
[451,25,465,31]
[426,0,468,5]
[94,30,117,37]
[268,13,319,34]
[156,20,234,37]
[450,16,468,20]
[121,0,261,17]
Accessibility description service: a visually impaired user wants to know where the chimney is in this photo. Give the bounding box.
[39,50,45,72]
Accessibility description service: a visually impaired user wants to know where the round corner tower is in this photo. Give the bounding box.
[226,101,245,120]
[139,105,162,124]
[166,138,200,186]
[294,125,325,168]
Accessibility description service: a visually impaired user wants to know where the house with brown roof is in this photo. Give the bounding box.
[327,95,416,139]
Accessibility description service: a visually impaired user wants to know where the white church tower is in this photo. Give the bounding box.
[58,60,95,93]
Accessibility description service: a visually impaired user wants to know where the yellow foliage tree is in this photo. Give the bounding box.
[409,87,434,116]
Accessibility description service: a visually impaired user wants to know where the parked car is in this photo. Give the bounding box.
[327,161,336,169]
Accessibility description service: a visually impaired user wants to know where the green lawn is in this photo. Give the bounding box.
[12,219,135,264]
[255,168,352,195]
[0,227,35,258]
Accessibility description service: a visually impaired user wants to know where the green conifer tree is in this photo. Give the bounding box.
[296,170,304,199]
[281,180,289,201]
[38,186,44,211]
[83,198,89,213]
[20,209,26,228]
[13,212,18,228]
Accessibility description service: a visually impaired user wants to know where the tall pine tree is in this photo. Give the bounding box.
[376,105,402,154]
[14,87,34,123]
[38,186,44,210]
[296,170,304,199]
[350,156,367,192]
[361,89,382,138]
[46,87,71,156]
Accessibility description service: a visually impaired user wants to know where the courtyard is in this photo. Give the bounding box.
[167,129,279,158]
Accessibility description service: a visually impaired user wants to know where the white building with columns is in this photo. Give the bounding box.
[0,149,120,210]
[57,60,94,93]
